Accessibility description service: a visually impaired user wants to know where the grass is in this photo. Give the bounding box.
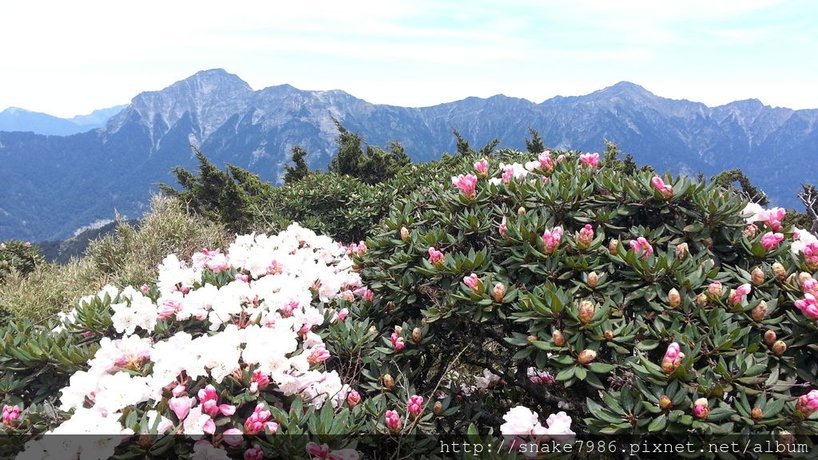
[0,195,231,323]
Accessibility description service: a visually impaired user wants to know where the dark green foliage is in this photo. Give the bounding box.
[160,148,274,233]
[328,121,411,184]
[0,240,44,281]
[525,128,546,154]
[283,145,310,184]
[358,149,818,442]
[712,169,770,206]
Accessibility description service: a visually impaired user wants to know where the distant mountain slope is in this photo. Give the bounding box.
[0,105,125,135]
[1,69,816,241]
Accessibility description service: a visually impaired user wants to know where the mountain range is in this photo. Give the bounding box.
[0,105,126,136]
[1,68,816,242]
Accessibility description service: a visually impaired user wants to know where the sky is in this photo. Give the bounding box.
[1,0,816,118]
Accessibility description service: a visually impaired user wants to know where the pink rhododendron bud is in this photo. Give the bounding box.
[335,308,349,322]
[168,396,194,421]
[542,227,563,255]
[761,232,784,251]
[428,247,445,265]
[729,283,752,305]
[463,273,481,292]
[772,262,787,280]
[389,332,406,351]
[803,278,818,296]
[308,345,331,365]
[243,404,274,435]
[244,446,264,460]
[140,284,150,294]
[171,384,186,397]
[408,395,424,417]
[651,176,673,199]
[538,151,555,173]
[223,428,244,447]
[796,390,818,417]
[661,342,684,374]
[608,239,619,255]
[250,370,270,393]
[587,271,599,288]
[473,158,489,177]
[707,281,723,298]
[361,288,375,302]
[765,207,786,231]
[629,237,654,259]
[795,294,818,319]
[492,283,506,302]
[400,226,410,241]
[347,389,361,408]
[802,243,818,270]
[385,409,402,433]
[235,273,250,283]
[693,398,710,419]
[744,223,759,238]
[2,405,20,425]
[579,152,600,167]
[158,298,183,320]
[451,174,478,199]
[577,224,594,249]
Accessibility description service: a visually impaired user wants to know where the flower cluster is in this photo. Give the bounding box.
[25,223,363,458]
[500,406,574,448]
[742,203,786,231]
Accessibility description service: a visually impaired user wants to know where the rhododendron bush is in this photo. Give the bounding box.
[2,148,818,458]
[358,149,818,449]
[1,223,500,459]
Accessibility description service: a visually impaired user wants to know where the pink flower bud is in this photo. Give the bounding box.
[347,389,361,408]
[577,224,594,249]
[542,227,563,255]
[578,300,595,325]
[707,281,723,298]
[729,283,752,305]
[171,384,186,397]
[407,395,424,417]
[308,345,331,365]
[2,405,20,425]
[693,398,709,419]
[335,308,349,322]
[385,409,402,433]
[744,224,759,238]
[473,159,489,177]
[390,332,406,351]
[463,273,480,291]
[451,174,478,199]
[579,152,600,168]
[796,390,818,417]
[629,237,654,259]
[499,217,508,238]
[661,342,684,373]
[760,232,784,251]
[796,294,818,319]
[651,176,673,199]
[428,247,445,265]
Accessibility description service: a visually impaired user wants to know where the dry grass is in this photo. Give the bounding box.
[0,195,231,323]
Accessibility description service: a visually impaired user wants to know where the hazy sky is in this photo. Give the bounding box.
[1,0,816,118]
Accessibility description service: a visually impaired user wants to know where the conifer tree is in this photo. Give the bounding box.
[284,145,310,184]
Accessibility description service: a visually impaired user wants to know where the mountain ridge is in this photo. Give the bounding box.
[1,69,816,241]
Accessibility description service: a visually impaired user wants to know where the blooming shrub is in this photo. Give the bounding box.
[0,223,481,459]
[359,149,818,447]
